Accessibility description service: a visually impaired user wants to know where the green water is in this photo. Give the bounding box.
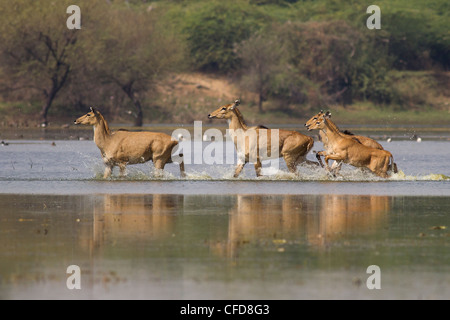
[0,193,448,299]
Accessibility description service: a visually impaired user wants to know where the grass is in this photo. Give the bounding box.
[321,104,450,126]
[210,101,450,126]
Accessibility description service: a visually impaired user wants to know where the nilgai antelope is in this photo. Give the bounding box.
[208,100,316,177]
[74,107,185,178]
[305,111,383,150]
[305,112,397,178]
[305,111,384,169]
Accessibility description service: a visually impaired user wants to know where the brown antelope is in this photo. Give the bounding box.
[208,100,316,177]
[305,111,384,169]
[305,111,383,150]
[74,107,185,178]
[305,112,397,178]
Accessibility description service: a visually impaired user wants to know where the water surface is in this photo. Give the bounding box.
[0,136,449,300]
[0,193,449,299]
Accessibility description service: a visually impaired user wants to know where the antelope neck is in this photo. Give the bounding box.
[228,109,248,131]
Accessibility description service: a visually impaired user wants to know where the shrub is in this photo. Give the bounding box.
[183,1,263,73]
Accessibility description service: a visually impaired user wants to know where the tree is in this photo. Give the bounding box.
[237,32,285,112]
[183,1,258,73]
[0,1,81,126]
[276,20,362,107]
[85,5,183,126]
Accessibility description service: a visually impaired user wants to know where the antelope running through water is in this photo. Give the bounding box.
[305,111,383,150]
[208,100,316,177]
[305,110,385,170]
[74,107,185,178]
[305,111,397,178]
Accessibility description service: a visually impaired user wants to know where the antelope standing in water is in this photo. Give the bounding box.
[208,100,316,177]
[305,111,397,178]
[74,107,185,178]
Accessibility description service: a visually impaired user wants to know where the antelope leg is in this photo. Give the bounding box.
[324,154,346,175]
[254,160,263,177]
[233,163,245,178]
[103,165,113,179]
[119,163,127,177]
[330,161,343,175]
[315,152,325,168]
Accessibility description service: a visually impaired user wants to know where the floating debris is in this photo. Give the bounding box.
[430,226,446,230]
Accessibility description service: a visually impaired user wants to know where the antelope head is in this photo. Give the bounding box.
[74,107,101,126]
[305,110,325,131]
[305,110,330,131]
[208,99,240,120]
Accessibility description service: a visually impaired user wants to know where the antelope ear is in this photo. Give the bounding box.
[90,107,95,113]
[325,111,331,118]
[234,99,240,106]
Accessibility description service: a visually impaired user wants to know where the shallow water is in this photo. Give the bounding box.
[0,139,449,196]
[0,193,449,299]
[0,137,449,299]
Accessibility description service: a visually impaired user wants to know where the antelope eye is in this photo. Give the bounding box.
[221,107,227,111]
[313,117,317,120]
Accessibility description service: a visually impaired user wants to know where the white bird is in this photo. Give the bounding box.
[412,134,422,143]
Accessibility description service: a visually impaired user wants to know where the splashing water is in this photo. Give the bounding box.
[1,140,449,183]
[88,163,449,182]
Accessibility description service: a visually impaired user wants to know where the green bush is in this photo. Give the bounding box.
[183,1,264,73]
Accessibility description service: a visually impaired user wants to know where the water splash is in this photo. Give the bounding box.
[390,171,450,181]
[86,166,450,182]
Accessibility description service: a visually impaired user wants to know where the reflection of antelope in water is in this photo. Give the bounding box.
[210,195,307,259]
[74,107,185,178]
[210,194,390,258]
[305,195,390,248]
[93,194,182,245]
[305,111,384,170]
[208,100,316,177]
[305,112,397,178]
